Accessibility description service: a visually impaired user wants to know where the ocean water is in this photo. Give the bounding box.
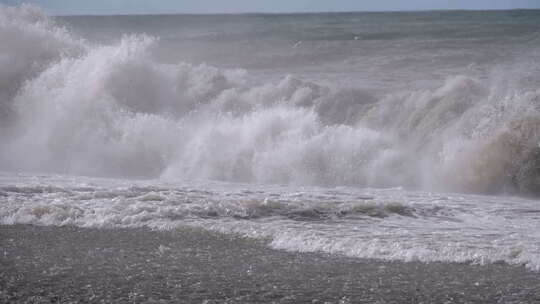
[1,5,540,270]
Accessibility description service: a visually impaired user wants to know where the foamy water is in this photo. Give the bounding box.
[2,173,540,270]
[1,5,540,270]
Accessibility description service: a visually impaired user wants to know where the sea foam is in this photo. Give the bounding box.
[1,5,540,196]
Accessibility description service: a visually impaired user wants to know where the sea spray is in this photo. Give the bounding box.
[2,5,540,272]
[1,5,540,195]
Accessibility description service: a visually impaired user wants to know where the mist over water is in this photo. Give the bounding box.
[1,5,540,195]
[2,5,540,271]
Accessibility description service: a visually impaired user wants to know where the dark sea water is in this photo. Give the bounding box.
[60,9,540,92]
[1,4,540,281]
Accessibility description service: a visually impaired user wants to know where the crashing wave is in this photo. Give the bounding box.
[1,5,539,196]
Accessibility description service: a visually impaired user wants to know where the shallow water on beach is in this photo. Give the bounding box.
[1,172,540,271]
[3,224,540,303]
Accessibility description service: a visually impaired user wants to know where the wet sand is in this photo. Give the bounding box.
[1,225,539,303]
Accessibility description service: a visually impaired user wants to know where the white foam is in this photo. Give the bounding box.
[1,5,540,270]
[2,5,540,195]
[1,173,539,270]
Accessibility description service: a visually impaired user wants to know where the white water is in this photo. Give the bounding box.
[1,5,540,270]
[2,173,540,270]
[1,5,540,194]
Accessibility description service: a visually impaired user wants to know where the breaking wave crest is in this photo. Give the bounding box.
[1,5,540,196]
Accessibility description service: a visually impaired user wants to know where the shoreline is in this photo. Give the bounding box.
[1,224,539,303]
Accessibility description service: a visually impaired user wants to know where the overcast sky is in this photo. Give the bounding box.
[2,0,540,15]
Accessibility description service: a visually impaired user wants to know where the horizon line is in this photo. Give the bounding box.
[52,7,540,17]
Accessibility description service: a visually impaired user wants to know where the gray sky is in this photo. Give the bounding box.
[2,0,540,15]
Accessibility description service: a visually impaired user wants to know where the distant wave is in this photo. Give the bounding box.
[1,5,540,196]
